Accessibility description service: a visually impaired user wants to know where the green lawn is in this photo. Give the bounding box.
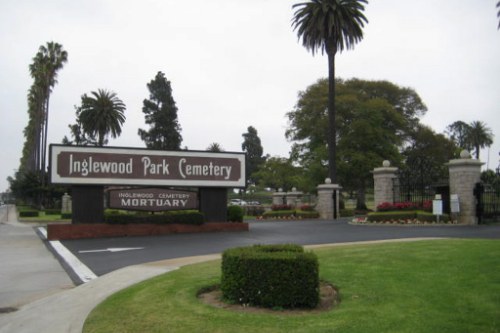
[83,239,500,333]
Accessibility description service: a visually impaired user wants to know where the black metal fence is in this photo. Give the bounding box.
[391,156,450,213]
[475,182,500,224]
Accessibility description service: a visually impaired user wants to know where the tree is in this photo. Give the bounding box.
[253,157,301,192]
[241,126,266,184]
[467,121,494,159]
[292,0,368,183]
[62,106,99,146]
[286,78,427,194]
[445,121,472,151]
[22,42,67,173]
[138,72,182,150]
[445,120,494,159]
[497,1,500,29]
[207,143,224,152]
[78,89,126,146]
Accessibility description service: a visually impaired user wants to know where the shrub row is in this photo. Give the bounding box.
[262,210,320,219]
[377,201,432,212]
[105,211,204,225]
[43,209,61,215]
[221,244,319,309]
[367,210,450,223]
[244,205,265,216]
[19,210,39,217]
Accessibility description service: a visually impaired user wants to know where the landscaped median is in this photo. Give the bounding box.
[46,210,248,240]
[82,239,500,333]
[352,201,456,225]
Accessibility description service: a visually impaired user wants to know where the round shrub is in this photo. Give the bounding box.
[221,244,319,309]
[227,205,244,222]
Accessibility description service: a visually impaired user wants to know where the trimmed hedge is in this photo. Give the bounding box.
[43,209,61,215]
[105,211,204,225]
[221,244,319,309]
[19,210,39,217]
[61,213,72,219]
[227,205,244,222]
[262,210,320,219]
[367,210,450,223]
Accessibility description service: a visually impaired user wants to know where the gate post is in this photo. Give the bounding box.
[373,160,398,209]
[447,150,484,225]
[316,179,341,220]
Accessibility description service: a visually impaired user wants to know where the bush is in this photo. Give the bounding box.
[227,205,244,222]
[299,204,315,212]
[367,211,451,223]
[244,205,265,217]
[105,211,204,225]
[221,244,319,309]
[43,209,61,215]
[19,210,39,217]
[262,209,319,219]
[61,213,72,219]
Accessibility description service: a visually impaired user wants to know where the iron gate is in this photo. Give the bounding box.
[474,182,500,224]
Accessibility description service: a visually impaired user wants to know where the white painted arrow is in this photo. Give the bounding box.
[79,247,145,254]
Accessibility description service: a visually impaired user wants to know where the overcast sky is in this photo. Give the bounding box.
[1,0,499,192]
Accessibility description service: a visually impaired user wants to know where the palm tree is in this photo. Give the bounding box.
[29,42,68,172]
[78,89,126,146]
[207,142,224,152]
[497,1,500,29]
[292,0,368,183]
[467,121,494,159]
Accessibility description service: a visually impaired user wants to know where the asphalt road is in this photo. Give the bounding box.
[60,219,500,277]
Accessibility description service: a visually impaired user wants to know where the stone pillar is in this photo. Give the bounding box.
[316,179,342,220]
[61,193,72,214]
[272,189,286,206]
[447,151,483,225]
[373,160,398,209]
[286,188,303,209]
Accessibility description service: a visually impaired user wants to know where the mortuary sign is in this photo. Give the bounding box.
[50,145,246,187]
[108,188,198,211]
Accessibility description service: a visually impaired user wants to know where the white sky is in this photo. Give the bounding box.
[1,0,499,192]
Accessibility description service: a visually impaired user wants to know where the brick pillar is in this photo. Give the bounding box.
[286,188,303,209]
[373,160,398,209]
[272,190,286,206]
[316,179,342,220]
[447,151,483,225]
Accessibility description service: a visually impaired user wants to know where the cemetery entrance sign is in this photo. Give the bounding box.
[50,145,245,187]
[49,145,246,223]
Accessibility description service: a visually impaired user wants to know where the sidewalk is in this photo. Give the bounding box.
[0,204,219,333]
[0,206,73,310]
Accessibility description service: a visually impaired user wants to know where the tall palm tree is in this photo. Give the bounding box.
[78,89,126,146]
[467,121,494,159]
[29,42,68,172]
[497,1,500,29]
[292,0,368,183]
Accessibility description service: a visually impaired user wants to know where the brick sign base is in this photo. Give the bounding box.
[47,222,249,240]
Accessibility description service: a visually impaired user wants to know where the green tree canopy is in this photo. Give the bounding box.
[445,120,494,159]
[292,0,368,183]
[241,126,266,185]
[253,157,302,192]
[138,72,182,150]
[78,89,126,147]
[206,143,224,152]
[286,78,428,200]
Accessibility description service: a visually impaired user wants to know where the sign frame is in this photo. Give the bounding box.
[108,187,199,212]
[49,145,246,188]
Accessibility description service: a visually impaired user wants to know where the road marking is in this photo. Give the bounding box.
[38,227,98,283]
[79,247,145,254]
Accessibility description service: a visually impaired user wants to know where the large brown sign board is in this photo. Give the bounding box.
[50,145,246,188]
[108,188,198,211]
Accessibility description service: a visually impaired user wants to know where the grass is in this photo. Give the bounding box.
[83,239,500,333]
[18,212,70,223]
